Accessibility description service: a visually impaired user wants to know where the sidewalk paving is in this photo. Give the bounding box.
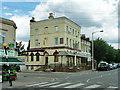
[1,69,97,89]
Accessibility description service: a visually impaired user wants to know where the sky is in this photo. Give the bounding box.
[1,0,119,49]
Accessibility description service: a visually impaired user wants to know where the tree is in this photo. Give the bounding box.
[27,40,30,50]
[91,38,120,68]
[16,41,25,55]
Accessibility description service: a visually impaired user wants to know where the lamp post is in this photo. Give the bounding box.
[3,43,9,66]
[92,30,103,70]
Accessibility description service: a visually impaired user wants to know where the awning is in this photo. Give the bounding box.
[0,58,22,62]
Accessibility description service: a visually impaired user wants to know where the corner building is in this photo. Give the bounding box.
[25,13,91,71]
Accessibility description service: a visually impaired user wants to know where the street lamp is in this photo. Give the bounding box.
[92,30,103,71]
[3,43,9,66]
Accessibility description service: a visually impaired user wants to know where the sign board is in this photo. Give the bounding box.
[0,49,5,56]
[9,43,16,49]
[0,49,18,57]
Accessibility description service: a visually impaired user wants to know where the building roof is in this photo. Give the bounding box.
[0,17,17,29]
[81,34,91,42]
[30,16,81,28]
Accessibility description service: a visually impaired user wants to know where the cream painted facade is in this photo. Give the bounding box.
[25,14,91,71]
[0,17,17,48]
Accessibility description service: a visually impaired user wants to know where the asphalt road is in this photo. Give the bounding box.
[2,68,120,90]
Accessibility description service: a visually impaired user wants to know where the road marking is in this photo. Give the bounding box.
[65,76,69,79]
[85,84,101,88]
[38,82,59,87]
[86,79,90,82]
[50,83,71,88]
[26,82,48,87]
[64,83,85,88]
[107,86,118,88]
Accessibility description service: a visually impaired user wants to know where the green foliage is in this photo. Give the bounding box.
[91,38,120,64]
[16,41,25,55]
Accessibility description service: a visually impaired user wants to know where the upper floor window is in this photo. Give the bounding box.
[73,40,74,48]
[69,28,71,33]
[73,29,74,35]
[55,26,58,32]
[66,26,68,32]
[35,28,39,35]
[1,33,5,44]
[55,37,58,45]
[67,38,68,46]
[70,39,71,47]
[78,32,79,37]
[60,38,63,44]
[35,40,38,47]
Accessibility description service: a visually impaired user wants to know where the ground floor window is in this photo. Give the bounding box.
[26,66,29,70]
[31,66,34,70]
[54,55,58,62]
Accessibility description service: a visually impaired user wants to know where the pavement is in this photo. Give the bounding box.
[1,69,95,88]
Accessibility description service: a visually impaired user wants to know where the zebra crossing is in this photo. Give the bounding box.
[25,81,118,89]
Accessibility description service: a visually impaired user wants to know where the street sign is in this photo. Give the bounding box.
[9,43,16,49]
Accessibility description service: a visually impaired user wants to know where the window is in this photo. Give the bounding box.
[31,66,34,70]
[35,28,39,35]
[75,31,77,36]
[55,26,58,32]
[31,53,34,61]
[66,38,68,46]
[70,39,71,47]
[78,42,79,49]
[66,26,68,32]
[78,32,79,37]
[69,28,71,33]
[55,38,58,45]
[36,53,40,61]
[60,38,63,44]
[73,40,74,48]
[73,29,74,35]
[26,66,29,70]
[1,33,5,44]
[35,40,38,47]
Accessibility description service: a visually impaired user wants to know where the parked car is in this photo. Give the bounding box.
[98,62,109,71]
[109,64,113,70]
[112,63,118,69]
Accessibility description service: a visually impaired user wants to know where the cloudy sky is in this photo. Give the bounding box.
[1,0,119,49]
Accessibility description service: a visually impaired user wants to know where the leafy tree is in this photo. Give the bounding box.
[16,41,25,55]
[91,38,120,69]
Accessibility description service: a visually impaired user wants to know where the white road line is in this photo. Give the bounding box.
[50,83,71,88]
[85,84,101,88]
[65,76,69,79]
[64,83,85,88]
[38,82,60,87]
[86,79,90,82]
[26,82,48,87]
[107,86,118,88]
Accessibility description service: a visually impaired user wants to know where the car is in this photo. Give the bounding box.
[109,64,113,70]
[112,63,118,69]
[98,62,109,71]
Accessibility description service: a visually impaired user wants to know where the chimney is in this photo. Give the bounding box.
[48,13,54,20]
[30,17,35,22]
